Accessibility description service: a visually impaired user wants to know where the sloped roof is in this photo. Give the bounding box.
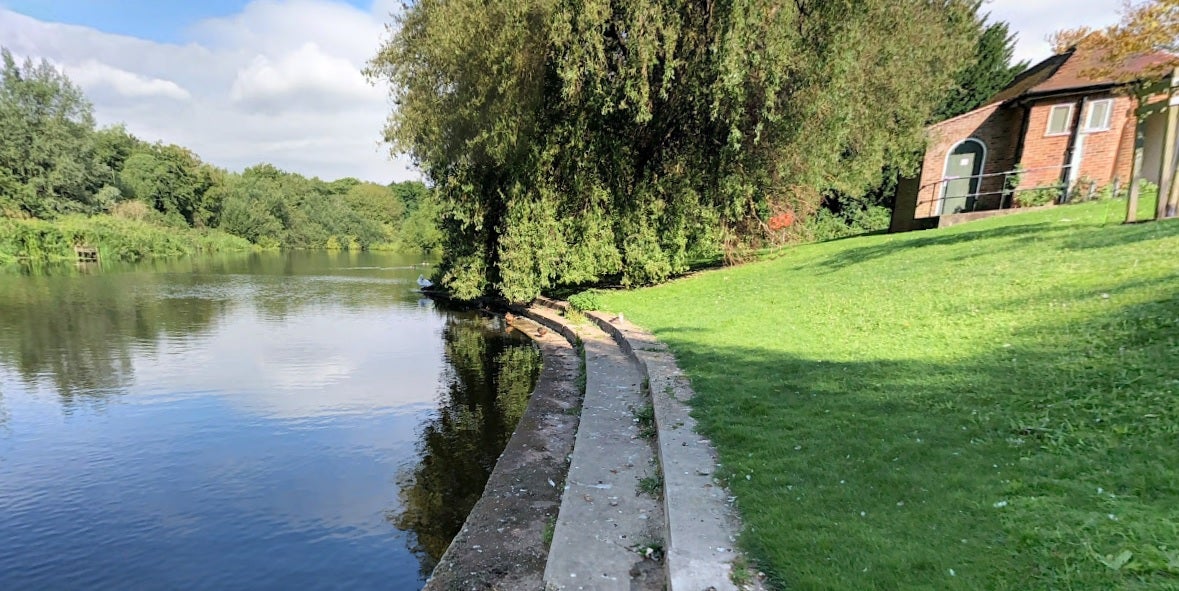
[985,51,1073,105]
[984,47,1176,107]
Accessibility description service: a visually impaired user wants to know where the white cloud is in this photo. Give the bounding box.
[67,60,191,100]
[0,2,417,183]
[230,42,382,111]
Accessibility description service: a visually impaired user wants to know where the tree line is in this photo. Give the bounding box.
[368,0,1030,301]
[0,48,439,253]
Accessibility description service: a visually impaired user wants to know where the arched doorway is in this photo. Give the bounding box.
[940,139,987,215]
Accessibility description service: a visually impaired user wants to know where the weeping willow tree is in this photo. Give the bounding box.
[368,0,978,301]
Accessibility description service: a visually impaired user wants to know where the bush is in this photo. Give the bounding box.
[568,289,604,312]
[1015,184,1062,208]
[0,215,251,265]
[110,200,153,221]
[802,205,891,242]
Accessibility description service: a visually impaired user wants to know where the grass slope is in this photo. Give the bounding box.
[598,199,1179,590]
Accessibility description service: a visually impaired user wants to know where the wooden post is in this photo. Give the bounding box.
[1156,69,1179,219]
[1126,122,1145,223]
[1168,73,1179,218]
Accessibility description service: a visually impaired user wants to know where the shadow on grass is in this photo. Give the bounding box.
[1057,216,1179,251]
[657,295,1179,591]
[816,214,1179,274]
[814,223,1056,272]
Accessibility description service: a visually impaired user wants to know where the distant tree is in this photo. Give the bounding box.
[328,177,362,195]
[216,173,285,246]
[1052,0,1177,70]
[92,125,141,187]
[369,0,978,300]
[118,144,214,226]
[344,182,405,228]
[398,191,443,253]
[1054,0,1179,218]
[936,11,1029,120]
[0,48,106,217]
[391,181,430,215]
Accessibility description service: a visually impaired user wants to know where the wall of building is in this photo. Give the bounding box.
[1016,92,1137,192]
[914,103,1023,218]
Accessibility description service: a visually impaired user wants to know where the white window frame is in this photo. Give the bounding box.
[1045,103,1074,137]
[1083,98,1114,132]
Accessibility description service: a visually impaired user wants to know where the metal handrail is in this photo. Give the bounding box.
[918,163,1074,215]
[918,164,1071,193]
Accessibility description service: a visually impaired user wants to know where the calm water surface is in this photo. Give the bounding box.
[0,252,539,590]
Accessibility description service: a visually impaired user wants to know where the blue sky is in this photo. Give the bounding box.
[0,0,372,43]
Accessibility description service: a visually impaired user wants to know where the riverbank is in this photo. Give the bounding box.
[595,198,1179,589]
[0,215,253,266]
[422,313,582,590]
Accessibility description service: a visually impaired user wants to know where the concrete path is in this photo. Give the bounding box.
[522,305,666,591]
[588,312,749,591]
[528,297,759,591]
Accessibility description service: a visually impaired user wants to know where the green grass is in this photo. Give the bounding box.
[598,198,1179,590]
[0,215,253,266]
[637,468,664,499]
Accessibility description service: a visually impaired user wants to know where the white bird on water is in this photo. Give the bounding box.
[417,274,434,289]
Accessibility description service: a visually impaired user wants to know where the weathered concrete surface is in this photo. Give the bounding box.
[589,312,754,591]
[423,314,583,591]
[523,305,666,591]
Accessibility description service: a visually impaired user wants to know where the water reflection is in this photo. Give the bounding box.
[0,252,540,590]
[393,315,541,575]
[0,272,225,411]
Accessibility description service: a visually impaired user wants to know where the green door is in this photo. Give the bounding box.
[940,140,985,215]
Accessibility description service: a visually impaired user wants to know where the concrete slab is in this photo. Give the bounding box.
[589,312,753,591]
[523,306,666,591]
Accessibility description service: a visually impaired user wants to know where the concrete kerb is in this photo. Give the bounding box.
[585,310,752,591]
[423,314,583,590]
[521,302,667,590]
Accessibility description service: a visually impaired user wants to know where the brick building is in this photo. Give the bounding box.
[891,47,1176,231]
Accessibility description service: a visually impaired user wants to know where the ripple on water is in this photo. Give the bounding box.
[0,252,536,590]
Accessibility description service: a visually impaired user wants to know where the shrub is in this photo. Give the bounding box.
[1015,184,1062,208]
[110,200,153,221]
[0,215,251,265]
[568,289,604,312]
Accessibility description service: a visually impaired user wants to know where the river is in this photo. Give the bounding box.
[0,251,539,590]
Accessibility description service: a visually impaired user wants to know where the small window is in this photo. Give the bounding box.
[1046,104,1073,136]
[1084,99,1114,132]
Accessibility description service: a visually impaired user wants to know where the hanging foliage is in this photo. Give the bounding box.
[368,0,978,301]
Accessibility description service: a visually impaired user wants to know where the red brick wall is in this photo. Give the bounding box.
[907,90,1145,223]
[915,103,1024,218]
[1016,93,1138,192]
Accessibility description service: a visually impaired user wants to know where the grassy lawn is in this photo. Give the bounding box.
[597,198,1179,590]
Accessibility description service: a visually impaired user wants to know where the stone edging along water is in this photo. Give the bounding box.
[533,296,758,591]
[422,313,583,590]
[425,298,760,590]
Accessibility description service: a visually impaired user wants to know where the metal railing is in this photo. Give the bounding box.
[918,164,1074,216]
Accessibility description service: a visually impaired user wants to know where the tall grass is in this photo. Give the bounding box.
[0,215,253,266]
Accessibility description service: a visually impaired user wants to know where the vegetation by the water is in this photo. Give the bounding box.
[1,48,440,262]
[0,215,251,266]
[597,198,1179,590]
[369,0,998,301]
